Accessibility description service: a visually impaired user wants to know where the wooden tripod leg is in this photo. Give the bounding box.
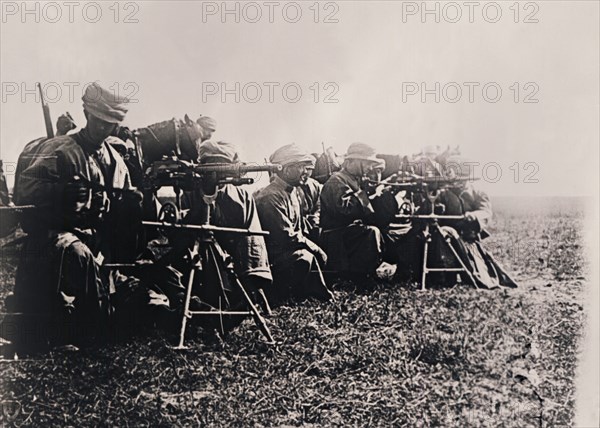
[235,278,274,343]
[174,267,196,349]
[421,224,430,291]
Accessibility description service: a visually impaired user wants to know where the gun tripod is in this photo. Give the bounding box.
[143,199,274,349]
[419,218,478,291]
[397,190,478,291]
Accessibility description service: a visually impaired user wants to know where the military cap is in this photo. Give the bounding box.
[82,82,129,124]
[199,140,240,164]
[197,116,217,132]
[344,142,379,163]
[269,144,315,167]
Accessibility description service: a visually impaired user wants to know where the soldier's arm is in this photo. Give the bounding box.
[466,188,492,227]
[330,181,375,222]
[256,194,310,252]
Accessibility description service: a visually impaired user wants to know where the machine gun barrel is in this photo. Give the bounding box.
[193,162,282,175]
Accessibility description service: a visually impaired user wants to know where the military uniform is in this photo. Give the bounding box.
[7,83,134,347]
[297,176,322,241]
[255,145,333,302]
[320,169,385,275]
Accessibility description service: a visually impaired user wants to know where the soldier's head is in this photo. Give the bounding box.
[198,140,240,193]
[56,112,76,136]
[342,142,380,178]
[270,144,315,187]
[197,116,217,142]
[444,155,478,191]
[82,82,129,148]
[199,140,240,165]
[367,158,386,182]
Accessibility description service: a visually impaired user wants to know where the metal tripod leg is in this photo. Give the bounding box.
[421,223,430,291]
[173,265,196,350]
[234,278,274,344]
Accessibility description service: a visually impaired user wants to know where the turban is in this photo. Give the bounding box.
[344,142,379,162]
[82,82,129,124]
[269,144,315,167]
[197,116,217,132]
[199,140,240,164]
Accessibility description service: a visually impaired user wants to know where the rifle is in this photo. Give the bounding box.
[37,83,54,138]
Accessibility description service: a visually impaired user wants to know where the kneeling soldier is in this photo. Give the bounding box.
[255,144,334,303]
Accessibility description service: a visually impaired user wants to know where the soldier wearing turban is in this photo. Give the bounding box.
[255,144,334,303]
[10,82,138,350]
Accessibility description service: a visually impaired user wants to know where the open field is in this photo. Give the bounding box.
[0,196,587,426]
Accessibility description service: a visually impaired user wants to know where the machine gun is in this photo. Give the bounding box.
[137,156,282,348]
[365,171,479,290]
[144,156,280,203]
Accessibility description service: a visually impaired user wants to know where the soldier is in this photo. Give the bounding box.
[320,143,400,285]
[197,116,217,143]
[255,144,333,303]
[428,156,518,289]
[171,141,273,308]
[10,82,137,349]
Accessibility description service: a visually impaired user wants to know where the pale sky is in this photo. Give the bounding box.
[1,0,598,196]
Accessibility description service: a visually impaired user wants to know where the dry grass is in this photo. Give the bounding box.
[0,196,586,426]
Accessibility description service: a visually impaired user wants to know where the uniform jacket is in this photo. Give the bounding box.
[182,184,272,281]
[319,169,375,230]
[254,176,320,266]
[437,183,492,241]
[16,132,131,233]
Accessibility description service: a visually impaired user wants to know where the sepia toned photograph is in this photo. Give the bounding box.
[1,1,598,426]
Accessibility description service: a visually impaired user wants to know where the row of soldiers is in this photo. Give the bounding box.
[0,82,516,351]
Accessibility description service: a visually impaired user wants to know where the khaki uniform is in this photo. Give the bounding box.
[319,170,385,275]
[255,176,332,302]
[12,132,133,345]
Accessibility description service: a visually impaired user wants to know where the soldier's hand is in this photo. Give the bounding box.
[316,247,328,266]
[465,212,477,222]
[306,240,328,266]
